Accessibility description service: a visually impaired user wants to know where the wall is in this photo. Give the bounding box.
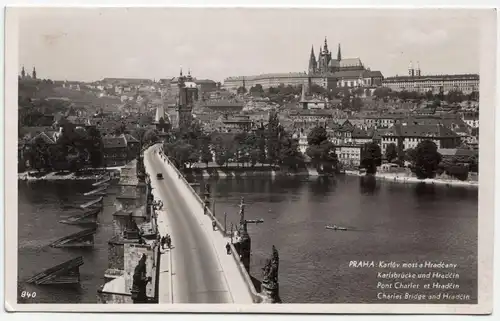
[96,292,133,304]
[107,241,125,270]
[123,243,156,299]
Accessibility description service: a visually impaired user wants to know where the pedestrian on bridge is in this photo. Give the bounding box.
[166,234,172,249]
[226,242,231,255]
[212,219,217,231]
[160,236,166,250]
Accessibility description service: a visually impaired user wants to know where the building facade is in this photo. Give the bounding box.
[383,73,479,94]
[380,124,461,154]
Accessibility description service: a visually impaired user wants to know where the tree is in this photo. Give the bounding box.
[351,97,363,112]
[306,126,338,173]
[200,135,213,168]
[143,129,159,146]
[249,84,264,96]
[353,87,365,97]
[373,87,391,100]
[360,142,382,174]
[256,127,267,166]
[237,86,247,95]
[413,140,442,179]
[278,133,304,170]
[114,122,127,135]
[340,95,351,110]
[385,143,398,163]
[266,110,281,165]
[446,90,465,104]
[86,126,104,167]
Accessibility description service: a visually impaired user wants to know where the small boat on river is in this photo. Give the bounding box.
[325,225,348,231]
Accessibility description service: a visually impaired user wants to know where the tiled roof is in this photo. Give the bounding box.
[30,132,56,145]
[103,136,127,148]
[387,124,459,138]
[333,70,365,79]
[340,58,363,67]
[351,127,371,138]
[124,134,140,143]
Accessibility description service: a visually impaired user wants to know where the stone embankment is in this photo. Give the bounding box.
[18,167,124,181]
[345,170,479,188]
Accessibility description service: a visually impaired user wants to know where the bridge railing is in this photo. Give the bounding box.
[157,146,263,303]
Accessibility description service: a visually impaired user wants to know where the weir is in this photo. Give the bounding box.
[83,185,109,196]
[50,227,97,248]
[27,256,84,285]
[93,176,111,187]
[58,207,101,226]
[80,196,104,209]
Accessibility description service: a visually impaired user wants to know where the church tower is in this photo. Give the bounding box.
[408,61,414,77]
[21,66,26,79]
[175,66,196,131]
[32,66,37,80]
[308,46,317,74]
[416,61,421,76]
[337,43,342,61]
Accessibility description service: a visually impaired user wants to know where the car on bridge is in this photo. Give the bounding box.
[157,173,163,180]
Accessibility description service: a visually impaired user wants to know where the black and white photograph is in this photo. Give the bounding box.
[3,6,496,314]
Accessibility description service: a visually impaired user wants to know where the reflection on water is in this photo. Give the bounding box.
[17,175,478,304]
[205,175,478,304]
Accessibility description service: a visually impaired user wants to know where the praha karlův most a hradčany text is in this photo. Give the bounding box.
[18,36,479,304]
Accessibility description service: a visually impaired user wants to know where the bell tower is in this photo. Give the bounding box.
[175,66,196,131]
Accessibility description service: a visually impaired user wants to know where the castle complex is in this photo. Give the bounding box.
[223,38,384,92]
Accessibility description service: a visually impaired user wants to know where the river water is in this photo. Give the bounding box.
[17,180,117,304]
[199,175,478,304]
[17,175,478,304]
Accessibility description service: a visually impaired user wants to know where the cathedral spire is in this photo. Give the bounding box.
[308,46,317,73]
[180,65,183,76]
[323,37,329,53]
[32,66,37,79]
[337,43,342,61]
[21,66,26,78]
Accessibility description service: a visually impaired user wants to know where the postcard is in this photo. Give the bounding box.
[4,6,496,314]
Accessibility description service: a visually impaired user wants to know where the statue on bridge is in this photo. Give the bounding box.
[262,245,279,286]
[261,245,281,303]
[131,254,151,303]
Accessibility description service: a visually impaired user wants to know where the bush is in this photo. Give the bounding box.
[445,164,469,181]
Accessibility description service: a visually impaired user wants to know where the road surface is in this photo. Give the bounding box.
[144,146,235,303]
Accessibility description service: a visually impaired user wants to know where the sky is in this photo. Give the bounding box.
[16,8,486,82]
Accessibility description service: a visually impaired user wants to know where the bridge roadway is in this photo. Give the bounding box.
[144,145,254,304]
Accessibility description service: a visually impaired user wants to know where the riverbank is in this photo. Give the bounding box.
[18,166,124,181]
[181,166,318,180]
[344,170,479,188]
[180,165,478,188]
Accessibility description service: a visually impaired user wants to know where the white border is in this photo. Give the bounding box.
[2,2,497,316]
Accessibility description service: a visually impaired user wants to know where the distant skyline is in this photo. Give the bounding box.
[17,8,484,82]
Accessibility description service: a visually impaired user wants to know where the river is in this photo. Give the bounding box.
[17,180,116,304]
[17,175,478,304]
[198,175,478,304]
